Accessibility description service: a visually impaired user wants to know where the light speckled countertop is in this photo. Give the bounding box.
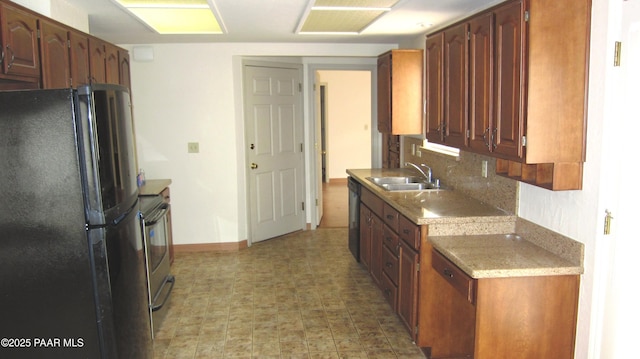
[139,179,172,196]
[347,168,583,278]
[347,168,515,226]
[429,234,583,278]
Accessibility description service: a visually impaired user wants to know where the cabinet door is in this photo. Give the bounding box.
[493,0,524,160]
[69,30,90,87]
[39,19,70,89]
[118,49,131,89]
[88,37,106,83]
[359,205,371,270]
[443,23,469,148]
[468,12,494,154]
[398,240,419,340]
[370,216,384,288]
[105,43,119,85]
[425,33,443,143]
[0,3,39,78]
[377,52,391,133]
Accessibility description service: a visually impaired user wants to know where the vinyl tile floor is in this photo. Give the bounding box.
[153,228,426,358]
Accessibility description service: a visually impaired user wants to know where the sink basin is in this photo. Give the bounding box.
[367,176,424,185]
[366,176,445,191]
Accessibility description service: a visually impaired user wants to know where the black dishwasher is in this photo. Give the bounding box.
[348,177,360,261]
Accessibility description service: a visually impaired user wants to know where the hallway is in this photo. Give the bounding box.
[318,180,348,228]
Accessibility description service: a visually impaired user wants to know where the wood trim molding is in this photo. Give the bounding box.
[173,240,248,253]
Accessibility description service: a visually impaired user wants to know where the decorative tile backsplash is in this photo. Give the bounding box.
[402,137,518,214]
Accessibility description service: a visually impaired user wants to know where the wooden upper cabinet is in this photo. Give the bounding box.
[88,37,106,84]
[494,0,590,190]
[468,12,494,154]
[443,23,469,148]
[424,33,443,143]
[105,42,119,85]
[377,52,391,133]
[377,49,423,135]
[524,0,590,164]
[118,49,131,89]
[492,0,523,161]
[424,0,590,190]
[69,30,90,87]
[0,2,39,79]
[38,19,70,89]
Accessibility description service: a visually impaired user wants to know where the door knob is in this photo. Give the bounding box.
[250,163,258,169]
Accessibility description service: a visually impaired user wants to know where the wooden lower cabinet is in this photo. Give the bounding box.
[361,191,422,342]
[359,189,579,358]
[398,239,419,337]
[360,203,383,287]
[422,246,580,359]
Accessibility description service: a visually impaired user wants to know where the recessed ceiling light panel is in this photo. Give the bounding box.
[296,0,401,35]
[113,0,225,34]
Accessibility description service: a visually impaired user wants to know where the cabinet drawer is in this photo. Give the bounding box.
[380,272,398,311]
[398,215,420,250]
[382,225,399,253]
[382,244,399,285]
[361,186,383,215]
[382,203,399,231]
[432,249,476,304]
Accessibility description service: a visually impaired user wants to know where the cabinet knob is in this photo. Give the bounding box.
[250,163,258,169]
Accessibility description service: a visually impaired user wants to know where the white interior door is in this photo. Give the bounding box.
[597,0,640,356]
[244,63,305,243]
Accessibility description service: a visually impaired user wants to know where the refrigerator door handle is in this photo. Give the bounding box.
[151,275,175,312]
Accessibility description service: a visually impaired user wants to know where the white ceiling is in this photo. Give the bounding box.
[62,0,505,44]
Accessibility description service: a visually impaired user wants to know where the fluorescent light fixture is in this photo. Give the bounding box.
[421,139,461,159]
[295,0,400,35]
[113,0,225,35]
[312,6,392,11]
[298,31,360,35]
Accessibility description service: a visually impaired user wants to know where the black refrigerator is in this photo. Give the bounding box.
[0,85,152,358]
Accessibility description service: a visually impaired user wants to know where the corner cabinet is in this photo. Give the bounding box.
[377,49,423,135]
[424,0,592,190]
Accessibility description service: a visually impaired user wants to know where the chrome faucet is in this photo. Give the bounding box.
[405,162,432,183]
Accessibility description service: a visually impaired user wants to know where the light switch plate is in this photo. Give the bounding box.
[188,142,199,153]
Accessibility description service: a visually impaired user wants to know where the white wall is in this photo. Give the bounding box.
[316,70,372,180]
[12,0,89,32]
[123,43,394,245]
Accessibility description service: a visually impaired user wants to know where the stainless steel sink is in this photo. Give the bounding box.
[366,176,445,191]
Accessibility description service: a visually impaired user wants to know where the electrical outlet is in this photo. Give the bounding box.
[416,149,422,157]
[188,142,199,153]
[481,160,488,178]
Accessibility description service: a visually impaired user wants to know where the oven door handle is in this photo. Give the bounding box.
[152,275,175,312]
[145,203,170,225]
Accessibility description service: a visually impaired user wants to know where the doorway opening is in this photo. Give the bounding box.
[312,68,375,227]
